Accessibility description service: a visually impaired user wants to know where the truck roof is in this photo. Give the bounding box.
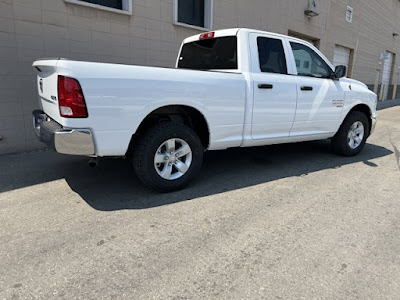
[182,28,304,44]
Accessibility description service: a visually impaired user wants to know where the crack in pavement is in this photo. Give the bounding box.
[387,127,400,172]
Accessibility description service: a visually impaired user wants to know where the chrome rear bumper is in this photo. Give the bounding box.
[32,110,95,156]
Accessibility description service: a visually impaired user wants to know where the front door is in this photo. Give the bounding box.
[288,41,345,136]
[250,33,297,140]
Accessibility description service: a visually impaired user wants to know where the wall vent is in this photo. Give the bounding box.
[346,6,353,23]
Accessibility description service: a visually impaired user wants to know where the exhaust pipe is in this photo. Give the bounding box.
[88,158,99,168]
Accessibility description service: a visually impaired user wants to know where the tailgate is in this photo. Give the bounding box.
[33,59,60,122]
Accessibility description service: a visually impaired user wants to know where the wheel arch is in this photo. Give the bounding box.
[349,104,373,134]
[341,103,374,136]
[126,105,210,156]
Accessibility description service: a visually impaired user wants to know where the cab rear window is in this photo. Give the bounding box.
[178,36,238,70]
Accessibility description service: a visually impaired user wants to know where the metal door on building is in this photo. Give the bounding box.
[332,45,351,77]
[288,31,319,48]
[380,52,393,100]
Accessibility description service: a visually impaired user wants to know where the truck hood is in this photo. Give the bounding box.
[340,77,369,91]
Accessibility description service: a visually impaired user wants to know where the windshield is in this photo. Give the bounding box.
[178,36,238,70]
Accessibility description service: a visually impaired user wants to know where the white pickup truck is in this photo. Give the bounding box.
[33,28,377,191]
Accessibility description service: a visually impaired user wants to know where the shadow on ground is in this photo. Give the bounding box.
[0,140,393,210]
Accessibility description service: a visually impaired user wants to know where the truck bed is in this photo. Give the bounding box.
[33,59,247,156]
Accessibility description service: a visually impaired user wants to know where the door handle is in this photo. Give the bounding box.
[258,84,273,89]
[301,86,313,91]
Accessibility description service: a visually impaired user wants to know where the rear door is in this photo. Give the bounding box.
[250,33,297,140]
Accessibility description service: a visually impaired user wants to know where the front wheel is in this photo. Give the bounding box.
[331,111,370,156]
[132,122,204,192]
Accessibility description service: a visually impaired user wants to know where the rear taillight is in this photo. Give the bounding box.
[57,75,88,118]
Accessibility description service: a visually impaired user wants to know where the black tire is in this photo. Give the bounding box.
[331,111,370,156]
[132,122,204,192]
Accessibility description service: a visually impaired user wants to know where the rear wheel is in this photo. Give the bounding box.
[132,122,203,192]
[331,111,370,156]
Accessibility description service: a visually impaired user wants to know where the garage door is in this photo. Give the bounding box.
[333,45,351,77]
[380,52,393,100]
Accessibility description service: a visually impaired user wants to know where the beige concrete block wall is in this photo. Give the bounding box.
[0,0,400,154]
[0,0,201,154]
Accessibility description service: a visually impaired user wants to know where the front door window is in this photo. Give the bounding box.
[290,42,332,78]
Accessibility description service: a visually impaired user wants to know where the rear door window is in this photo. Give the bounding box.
[178,36,238,70]
[257,37,287,74]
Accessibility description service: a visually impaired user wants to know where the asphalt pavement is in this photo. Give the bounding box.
[1,107,399,300]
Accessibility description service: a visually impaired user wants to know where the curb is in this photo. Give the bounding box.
[376,99,400,111]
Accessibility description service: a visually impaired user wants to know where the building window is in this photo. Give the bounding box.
[174,0,213,30]
[80,0,122,9]
[64,0,132,15]
[178,0,204,28]
[346,6,353,23]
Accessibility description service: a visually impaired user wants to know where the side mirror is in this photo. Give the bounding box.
[333,65,347,79]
